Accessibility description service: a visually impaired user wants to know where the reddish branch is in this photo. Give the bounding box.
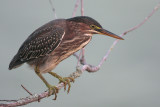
[0,1,160,107]
[21,85,33,96]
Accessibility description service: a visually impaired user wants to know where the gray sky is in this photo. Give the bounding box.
[0,0,160,107]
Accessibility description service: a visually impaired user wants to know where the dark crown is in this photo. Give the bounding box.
[67,16,102,28]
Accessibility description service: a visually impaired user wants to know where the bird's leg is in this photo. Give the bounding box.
[48,71,74,93]
[34,66,59,100]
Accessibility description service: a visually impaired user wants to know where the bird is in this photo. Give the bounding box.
[9,16,124,99]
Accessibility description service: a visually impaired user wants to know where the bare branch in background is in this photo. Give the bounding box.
[49,0,57,19]
[97,2,160,69]
[72,0,80,17]
[81,0,84,16]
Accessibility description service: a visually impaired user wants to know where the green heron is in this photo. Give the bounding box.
[9,16,123,99]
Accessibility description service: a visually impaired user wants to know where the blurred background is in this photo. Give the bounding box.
[0,0,160,107]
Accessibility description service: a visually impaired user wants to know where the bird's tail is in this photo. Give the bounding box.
[9,54,24,70]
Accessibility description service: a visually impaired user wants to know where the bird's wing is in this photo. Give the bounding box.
[9,27,65,69]
[19,27,65,60]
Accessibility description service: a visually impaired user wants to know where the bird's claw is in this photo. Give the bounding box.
[59,77,74,93]
[47,84,59,100]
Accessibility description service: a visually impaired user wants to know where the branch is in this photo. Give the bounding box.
[0,68,83,107]
[97,2,160,69]
[72,0,80,17]
[79,2,160,72]
[0,2,160,107]
[21,85,33,96]
[49,0,57,19]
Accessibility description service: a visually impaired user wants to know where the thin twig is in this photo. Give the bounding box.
[49,0,57,19]
[98,2,160,68]
[81,0,84,16]
[123,2,160,35]
[21,85,33,96]
[72,0,80,17]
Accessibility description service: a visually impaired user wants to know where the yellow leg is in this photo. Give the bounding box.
[34,66,58,100]
[48,71,74,93]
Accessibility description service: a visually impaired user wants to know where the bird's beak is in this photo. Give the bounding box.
[96,28,124,40]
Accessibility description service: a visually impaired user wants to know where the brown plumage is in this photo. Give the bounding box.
[9,16,123,98]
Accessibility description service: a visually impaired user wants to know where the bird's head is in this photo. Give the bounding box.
[67,16,124,40]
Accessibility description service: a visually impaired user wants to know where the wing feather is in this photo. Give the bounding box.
[9,27,65,69]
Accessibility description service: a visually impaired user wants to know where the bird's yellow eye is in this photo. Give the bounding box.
[90,24,101,29]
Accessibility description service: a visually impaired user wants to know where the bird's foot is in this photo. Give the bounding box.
[59,77,74,93]
[47,84,59,100]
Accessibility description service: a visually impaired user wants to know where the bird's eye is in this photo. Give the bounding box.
[90,25,101,29]
[90,25,96,29]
